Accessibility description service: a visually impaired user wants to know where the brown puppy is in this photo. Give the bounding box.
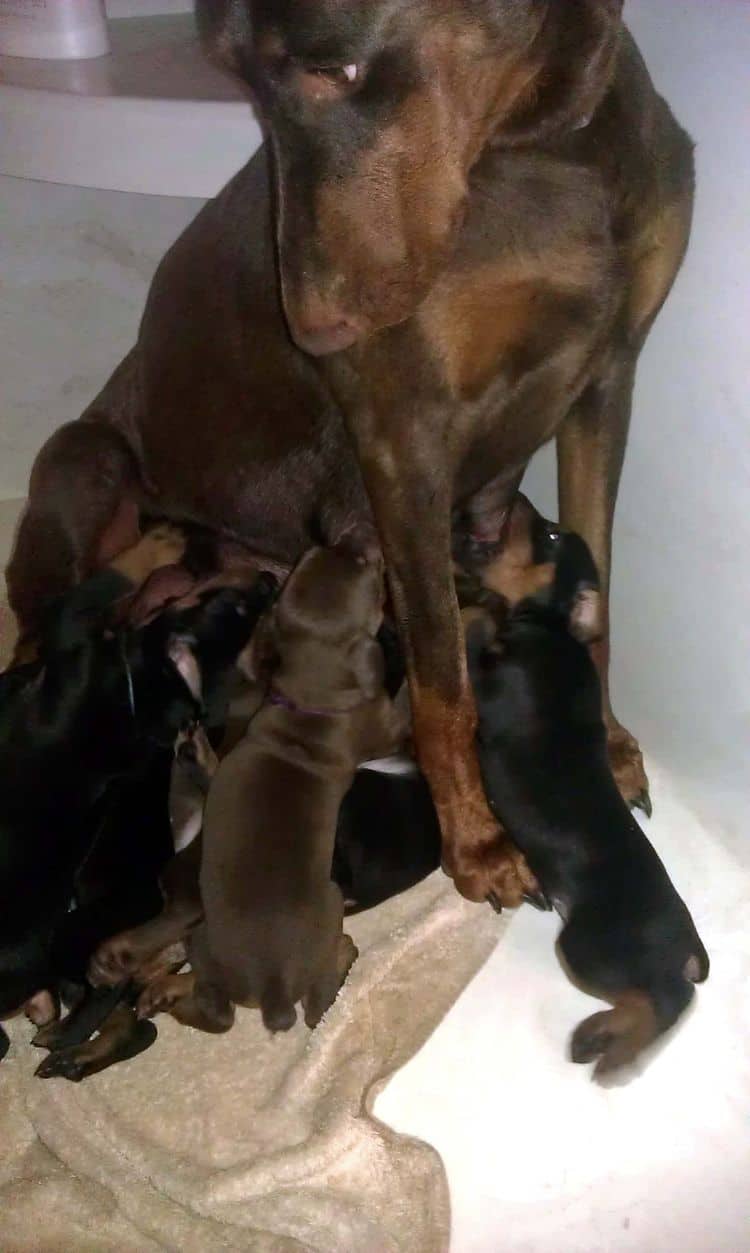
[176,547,406,1034]
[7,3,693,910]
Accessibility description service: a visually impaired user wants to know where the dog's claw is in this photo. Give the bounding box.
[486,891,503,914]
[632,789,653,819]
[523,888,552,912]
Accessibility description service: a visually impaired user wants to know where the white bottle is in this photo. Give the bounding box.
[0,0,110,60]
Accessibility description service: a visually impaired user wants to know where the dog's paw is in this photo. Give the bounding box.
[445,832,537,910]
[607,720,651,817]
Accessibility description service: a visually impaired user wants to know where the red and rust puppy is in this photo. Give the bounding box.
[168,547,406,1035]
[462,497,708,1079]
[7,0,694,909]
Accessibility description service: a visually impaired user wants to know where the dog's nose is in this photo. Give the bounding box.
[284,288,366,356]
[290,315,363,357]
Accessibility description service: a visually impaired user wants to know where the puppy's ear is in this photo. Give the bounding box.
[568,587,603,644]
[349,637,385,701]
[500,1,624,143]
[238,608,279,683]
[463,609,501,674]
[167,635,202,700]
[195,0,253,75]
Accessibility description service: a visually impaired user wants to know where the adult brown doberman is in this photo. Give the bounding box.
[6,1,693,909]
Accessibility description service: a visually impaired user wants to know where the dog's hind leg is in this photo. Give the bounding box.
[6,378,145,645]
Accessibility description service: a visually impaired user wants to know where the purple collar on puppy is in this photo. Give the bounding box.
[268,688,346,718]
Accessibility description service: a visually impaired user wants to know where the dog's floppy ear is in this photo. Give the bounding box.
[568,587,603,644]
[238,607,279,683]
[195,0,253,74]
[348,637,385,701]
[167,634,202,700]
[500,0,624,143]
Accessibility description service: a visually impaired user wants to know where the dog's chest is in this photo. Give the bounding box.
[415,152,620,456]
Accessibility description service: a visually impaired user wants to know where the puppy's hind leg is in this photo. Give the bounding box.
[35,1004,156,1081]
[164,927,235,1034]
[570,977,695,1081]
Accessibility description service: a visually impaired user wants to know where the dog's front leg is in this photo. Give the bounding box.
[352,438,536,908]
[557,351,651,814]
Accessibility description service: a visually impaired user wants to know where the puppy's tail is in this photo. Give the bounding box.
[261,976,297,1034]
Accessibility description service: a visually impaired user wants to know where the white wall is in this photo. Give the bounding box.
[525,0,750,851]
[0,176,200,499]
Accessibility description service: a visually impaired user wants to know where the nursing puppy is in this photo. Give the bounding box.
[175,547,407,1035]
[0,526,197,1037]
[0,534,276,1062]
[464,496,709,1079]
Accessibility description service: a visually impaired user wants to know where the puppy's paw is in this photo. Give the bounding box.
[136,523,187,570]
[89,933,143,986]
[111,523,186,585]
[607,720,651,817]
[35,1021,157,1082]
[137,972,194,1019]
[570,995,657,1082]
[23,989,58,1028]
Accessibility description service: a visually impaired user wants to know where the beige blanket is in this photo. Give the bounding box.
[0,561,504,1253]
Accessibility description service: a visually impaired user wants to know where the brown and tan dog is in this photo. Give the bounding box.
[163,546,406,1034]
[6,1,693,910]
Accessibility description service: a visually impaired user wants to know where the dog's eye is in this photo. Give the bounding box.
[547,528,561,544]
[307,63,360,89]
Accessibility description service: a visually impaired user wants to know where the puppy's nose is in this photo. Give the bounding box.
[177,739,198,764]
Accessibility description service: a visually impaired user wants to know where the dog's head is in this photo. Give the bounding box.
[197,0,624,354]
[476,494,602,642]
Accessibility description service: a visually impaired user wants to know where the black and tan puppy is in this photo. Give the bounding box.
[463,496,709,1080]
[169,547,406,1035]
[0,533,277,1067]
[0,526,197,1037]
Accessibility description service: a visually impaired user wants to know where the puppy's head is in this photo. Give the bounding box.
[478,495,602,643]
[0,928,53,1022]
[120,626,203,749]
[261,546,387,707]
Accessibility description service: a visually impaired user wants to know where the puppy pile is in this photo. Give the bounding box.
[0,498,707,1083]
